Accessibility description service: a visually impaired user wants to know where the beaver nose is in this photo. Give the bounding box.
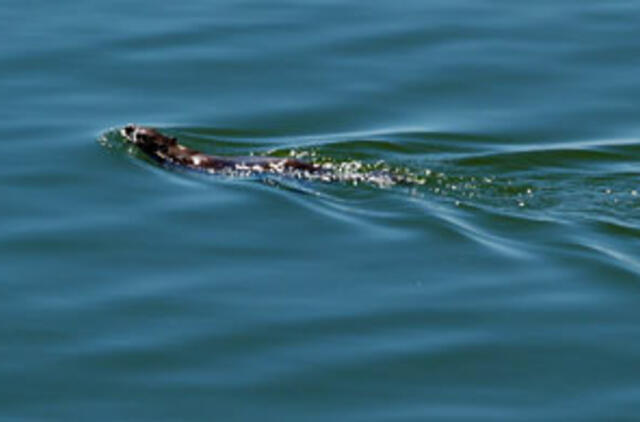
[123,124,135,136]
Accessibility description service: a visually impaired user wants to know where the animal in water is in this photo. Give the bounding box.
[121,124,319,175]
[120,124,401,186]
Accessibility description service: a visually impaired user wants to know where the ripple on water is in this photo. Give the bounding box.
[99,127,640,227]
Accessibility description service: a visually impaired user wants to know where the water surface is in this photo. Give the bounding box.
[2,1,639,420]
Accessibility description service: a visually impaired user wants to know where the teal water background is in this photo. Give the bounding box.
[2,1,640,420]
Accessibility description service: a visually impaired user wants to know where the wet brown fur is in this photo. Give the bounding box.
[121,125,318,173]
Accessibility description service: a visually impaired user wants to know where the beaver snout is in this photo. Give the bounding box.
[121,124,137,141]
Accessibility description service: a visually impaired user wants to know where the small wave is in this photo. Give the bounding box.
[99,127,639,228]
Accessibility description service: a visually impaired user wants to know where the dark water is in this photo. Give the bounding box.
[3,1,640,420]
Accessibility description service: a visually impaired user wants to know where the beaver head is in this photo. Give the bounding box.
[121,124,177,154]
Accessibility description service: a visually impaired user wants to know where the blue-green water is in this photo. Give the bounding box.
[3,1,640,420]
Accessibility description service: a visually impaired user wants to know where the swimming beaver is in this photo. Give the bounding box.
[120,124,401,186]
[121,124,319,175]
